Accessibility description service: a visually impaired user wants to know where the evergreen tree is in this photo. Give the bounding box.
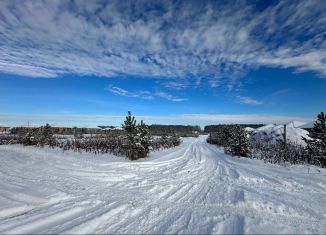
[38,124,55,147]
[122,111,137,140]
[225,125,251,157]
[22,128,38,146]
[122,111,149,160]
[43,123,53,140]
[303,112,326,167]
[137,120,150,152]
[73,126,83,139]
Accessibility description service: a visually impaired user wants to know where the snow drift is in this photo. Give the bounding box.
[250,121,311,146]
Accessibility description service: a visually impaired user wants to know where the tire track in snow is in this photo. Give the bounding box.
[0,137,325,234]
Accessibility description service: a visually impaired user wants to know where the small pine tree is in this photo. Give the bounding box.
[122,111,149,160]
[73,126,83,139]
[22,128,38,146]
[137,120,150,153]
[225,125,251,157]
[303,112,326,167]
[122,111,137,140]
[38,124,55,147]
[122,111,136,160]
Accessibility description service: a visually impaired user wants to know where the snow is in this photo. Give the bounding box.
[244,127,254,132]
[0,136,325,234]
[80,125,102,129]
[255,124,276,132]
[103,127,122,130]
[286,121,307,128]
[103,127,115,130]
[251,123,311,146]
[49,124,72,128]
[298,122,314,129]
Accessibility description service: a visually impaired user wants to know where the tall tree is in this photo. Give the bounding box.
[122,111,137,139]
[138,120,150,152]
[303,112,326,167]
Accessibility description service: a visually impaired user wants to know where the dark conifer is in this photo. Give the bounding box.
[303,112,326,167]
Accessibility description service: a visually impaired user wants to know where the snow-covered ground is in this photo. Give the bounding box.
[0,136,325,234]
[250,122,311,146]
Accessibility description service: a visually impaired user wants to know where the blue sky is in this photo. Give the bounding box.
[0,0,325,127]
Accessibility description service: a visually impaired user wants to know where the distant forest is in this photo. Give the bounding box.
[204,124,264,133]
[149,125,201,137]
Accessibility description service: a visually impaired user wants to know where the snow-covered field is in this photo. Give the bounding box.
[0,136,325,234]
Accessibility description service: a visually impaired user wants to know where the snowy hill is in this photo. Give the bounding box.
[0,136,325,234]
[250,121,311,146]
[298,122,314,129]
[286,121,307,128]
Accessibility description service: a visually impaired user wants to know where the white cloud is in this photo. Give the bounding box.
[177,114,312,125]
[106,86,186,102]
[106,86,153,100]
[238,96,263,105]
[155,91,187,102]
[0,0,325,88]
[0,112,313,127]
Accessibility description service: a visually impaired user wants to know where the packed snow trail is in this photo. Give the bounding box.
[0,136,325,234]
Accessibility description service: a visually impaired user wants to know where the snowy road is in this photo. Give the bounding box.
[0,136,325,234]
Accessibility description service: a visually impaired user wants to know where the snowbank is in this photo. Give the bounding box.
[298,122,314,129]
[251,122,311,146]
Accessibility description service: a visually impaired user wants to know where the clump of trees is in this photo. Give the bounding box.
[149,125,200,137]
[207,125,250,157]
[121,112,183,160]
[10,124,55,146]
[207,112,326,167]
[204,124,263,133]
[250,140,306,165]
[54,132,181,157]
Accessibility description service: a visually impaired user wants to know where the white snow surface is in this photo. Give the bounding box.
[286,121,307,128]
[251,123,311,146]
[0,136,325,234]
[244,127,254,132]
[298,122,314,129]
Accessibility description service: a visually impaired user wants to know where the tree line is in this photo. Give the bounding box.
[149,125,201,137]
[204,124,264,133]
[0,112,181,160]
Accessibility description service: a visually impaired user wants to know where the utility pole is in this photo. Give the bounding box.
[283,124,287,149]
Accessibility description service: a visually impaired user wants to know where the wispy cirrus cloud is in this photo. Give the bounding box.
[238,96,263,105]
[0,0,325,89]
[106,86,154,100]
[106,86,186,102]
[155,91,187,102]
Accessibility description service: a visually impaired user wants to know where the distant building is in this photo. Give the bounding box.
[0,125,10,132]
[79,125,103,134]
[50,124,73,134]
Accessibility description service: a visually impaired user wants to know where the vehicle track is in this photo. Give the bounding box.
[0,136,325,234]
